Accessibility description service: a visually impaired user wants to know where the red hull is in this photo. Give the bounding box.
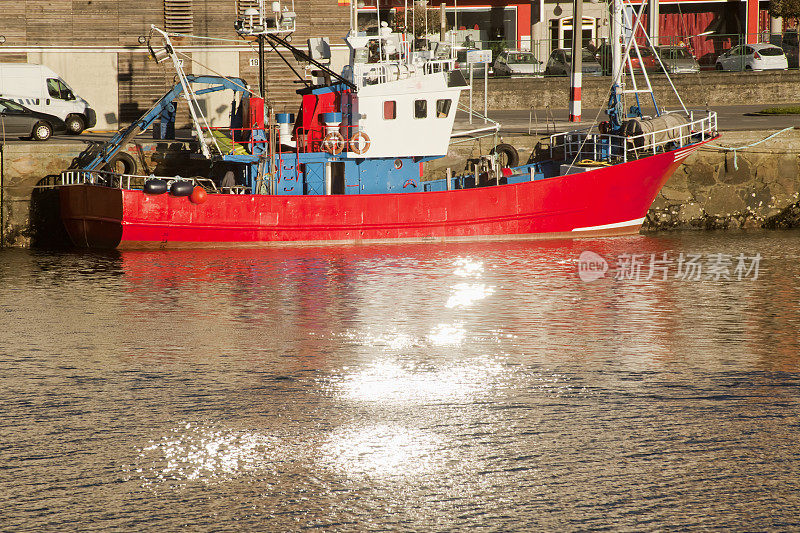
[59,142,708,249]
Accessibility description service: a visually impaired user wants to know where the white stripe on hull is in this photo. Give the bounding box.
[673,146,697,162]
[571,217,646,232]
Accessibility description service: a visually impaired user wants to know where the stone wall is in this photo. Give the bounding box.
[1,143,82,247]
[471,71,800,111]
[645,130,800,230]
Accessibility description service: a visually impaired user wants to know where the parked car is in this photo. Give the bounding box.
[715,43,788,71]
[544,48,603,76]
[595,43,658,75]
[0,97,67,140]
[654,45,700,74]
[492,50,543,76]
[769,30,799,69]
[0,63,96,134]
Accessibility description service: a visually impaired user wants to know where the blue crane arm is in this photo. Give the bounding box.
[83,75,249,171]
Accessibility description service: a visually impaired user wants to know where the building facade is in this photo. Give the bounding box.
[0,1,351,129]
[0,0,791,131]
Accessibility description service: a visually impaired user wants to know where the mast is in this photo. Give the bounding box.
[606,0,624,129]
[611,0,622,83]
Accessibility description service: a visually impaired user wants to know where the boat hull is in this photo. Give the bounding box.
[58,142,709,249]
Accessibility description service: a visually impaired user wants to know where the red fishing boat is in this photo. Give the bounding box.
[54,0,718,250]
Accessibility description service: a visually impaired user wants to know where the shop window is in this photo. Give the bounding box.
[436,99,452,118]
[414,99,427,119]
[383,100,396,120]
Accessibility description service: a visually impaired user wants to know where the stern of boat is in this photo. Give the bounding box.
[59,184,125,249]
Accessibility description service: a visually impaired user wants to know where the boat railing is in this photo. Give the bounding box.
[353,62,399,87]
[57,169,220,192]
[352,57,453,87]
[58,169,146,189]
[423,58,455,75]
[550,111,718,164]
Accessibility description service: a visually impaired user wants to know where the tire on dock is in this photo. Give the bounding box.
[104,152,138,175]
[490,143,519,168]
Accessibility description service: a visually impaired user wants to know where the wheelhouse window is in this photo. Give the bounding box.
[414,99,427,119]
[436,99,452,118]
[383,100,396,120]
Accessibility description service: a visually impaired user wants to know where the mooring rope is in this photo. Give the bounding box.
[704,127,796,170]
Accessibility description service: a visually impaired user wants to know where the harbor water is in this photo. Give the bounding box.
[2,230,799,530]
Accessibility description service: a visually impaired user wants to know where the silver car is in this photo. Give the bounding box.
[715,43,788,71]
[493,50,543,76]
[655,46,700,74]
[544,48,603,76]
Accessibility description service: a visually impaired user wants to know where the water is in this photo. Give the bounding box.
[2,230,799,530]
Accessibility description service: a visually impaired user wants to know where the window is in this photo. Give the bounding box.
[760,47,785,56]
[436,99,451,118]
[383,100,396,120]
[0,100,24,113]
[47,79,61,99]
[353,48,369,64]
[414,99,427,119]
[508,53,535,64]
[47,79,74,100]
[164,0,193,34]
[550,16,597,51]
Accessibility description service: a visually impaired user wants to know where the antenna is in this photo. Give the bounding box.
[234,0,296,36]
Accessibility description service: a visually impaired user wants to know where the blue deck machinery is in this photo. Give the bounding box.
[80,75,250,173]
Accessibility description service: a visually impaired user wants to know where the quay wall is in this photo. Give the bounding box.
[471,71,800,111]
[2,129,800,247]
[431,129,800,231]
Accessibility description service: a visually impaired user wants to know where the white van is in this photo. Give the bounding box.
[0,63,96,134]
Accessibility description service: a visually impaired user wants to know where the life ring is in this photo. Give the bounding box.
[321,131,345,155]
[403,179,418,189]
[348,131,371,155]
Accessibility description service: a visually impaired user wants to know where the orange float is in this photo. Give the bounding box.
[190,186,208,204]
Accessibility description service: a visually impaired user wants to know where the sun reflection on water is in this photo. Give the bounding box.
[446,283,495,308]
[126,423,283,487]
[453,258,485,277]
[332,357,507,405]
[320,424,445,479]
[427,322,466,346]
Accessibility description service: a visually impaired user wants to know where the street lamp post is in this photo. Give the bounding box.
[569,0,583,122]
